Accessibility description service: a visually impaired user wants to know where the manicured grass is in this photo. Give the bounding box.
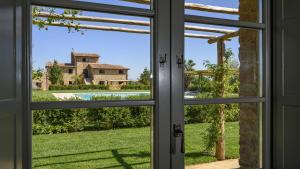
[32,122,239,169]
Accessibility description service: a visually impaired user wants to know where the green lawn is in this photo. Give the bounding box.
[32,122,239,169]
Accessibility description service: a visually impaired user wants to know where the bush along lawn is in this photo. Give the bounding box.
[32,122,239,169]
[32,95,239,135]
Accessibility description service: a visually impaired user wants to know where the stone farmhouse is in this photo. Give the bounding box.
[33,51,130,90]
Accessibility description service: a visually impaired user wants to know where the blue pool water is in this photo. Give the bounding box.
[74,92,150,100]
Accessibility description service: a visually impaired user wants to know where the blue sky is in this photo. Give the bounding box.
[32,0,245,80]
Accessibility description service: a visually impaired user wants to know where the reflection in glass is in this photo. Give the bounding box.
[31,6,151,102]
[184,23,262,99]
[184,103,262,169]
[32,107,152,169]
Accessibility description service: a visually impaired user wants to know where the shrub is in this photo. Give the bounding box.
[121,84,150,90]
[49,84,109,90]
[32,94,239,135]
[32,109,89,134]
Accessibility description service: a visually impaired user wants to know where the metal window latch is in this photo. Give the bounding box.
[176,55,183,65]
[171,124,185,154]
[160,54,167,64]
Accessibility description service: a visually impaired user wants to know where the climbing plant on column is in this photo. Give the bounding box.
[203,47,239,160]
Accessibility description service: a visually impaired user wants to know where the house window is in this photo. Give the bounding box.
[69,81,73,85]
[36,82,42,88]
[119,70,125,74]
[99,81,105,85]
[99,70,105,74]
[68,69,73,74]
[82,58,89,62]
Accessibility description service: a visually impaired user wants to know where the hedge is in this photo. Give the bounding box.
[32,95,239,135]
[121,84,150,90]
[49,84,109,90]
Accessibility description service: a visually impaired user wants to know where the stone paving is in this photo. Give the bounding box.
[186,159,239,169]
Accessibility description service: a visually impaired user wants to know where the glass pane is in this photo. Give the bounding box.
[184,23,262,99]
[32,106,152,169]
[184,103,262,168]
[74,0,151,9]
[31,6,152,102]
[185,0,262,22]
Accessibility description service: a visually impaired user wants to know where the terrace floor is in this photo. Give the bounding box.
[186,159,239,169]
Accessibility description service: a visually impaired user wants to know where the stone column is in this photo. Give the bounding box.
[239,0,260,168]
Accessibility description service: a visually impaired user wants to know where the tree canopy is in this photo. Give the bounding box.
[48,60,63,85]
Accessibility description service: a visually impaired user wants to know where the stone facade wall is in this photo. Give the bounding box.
[239,0,260,168]
[62,68,75,85]
[75,57,99,65]
[76,62,90,76]
[91,69,127,85]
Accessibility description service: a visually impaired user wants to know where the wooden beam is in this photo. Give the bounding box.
[185,33,216,39]
[32,20,150,34]
[208,31,239,44]
[185,69,239,76]
[185,3,238,15]
[121,0,239,14]
[33,12,149,26]
[34,12,236,34]
[185,70,213,76]
[185,25,234,34]
[32,20,217,39]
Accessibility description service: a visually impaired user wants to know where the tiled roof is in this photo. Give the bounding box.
[46,62,76,68]
[89,63,129,70]
[71,52,100,58]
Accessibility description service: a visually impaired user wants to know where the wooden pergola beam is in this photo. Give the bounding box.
[185,33,216,39]
[121,0,239,14]
[32,20,150,34]
[208,31,240,44]
[185,3,238,15]
[34,12,235,34]
[185,69,239,76]
[185,25,234,34]
[33,12,149,26]
[32,20,217,39]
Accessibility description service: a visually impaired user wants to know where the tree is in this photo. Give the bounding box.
[72,74,84,85]
[32,68,44,80]
[48,60,63,85]
[138,67,151,85]
[184,59,196,90]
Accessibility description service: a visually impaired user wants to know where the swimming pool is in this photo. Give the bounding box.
[74,91,150,100]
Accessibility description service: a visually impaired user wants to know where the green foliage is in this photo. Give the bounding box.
[121,84,150,90]
[32,109,89,135]
[138,67,151,85]
[32,94,239,135]
[184,59,196,89]
[202,48,240,151]
[72,74,84,85]
[32,68,44,80]
[48,84,109,90]
[32,6,84,34]
[48,60,63,85]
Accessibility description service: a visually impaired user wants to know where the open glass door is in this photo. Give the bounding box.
[170,0,270,169]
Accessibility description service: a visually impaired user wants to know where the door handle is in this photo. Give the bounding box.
[171,124,185,154]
